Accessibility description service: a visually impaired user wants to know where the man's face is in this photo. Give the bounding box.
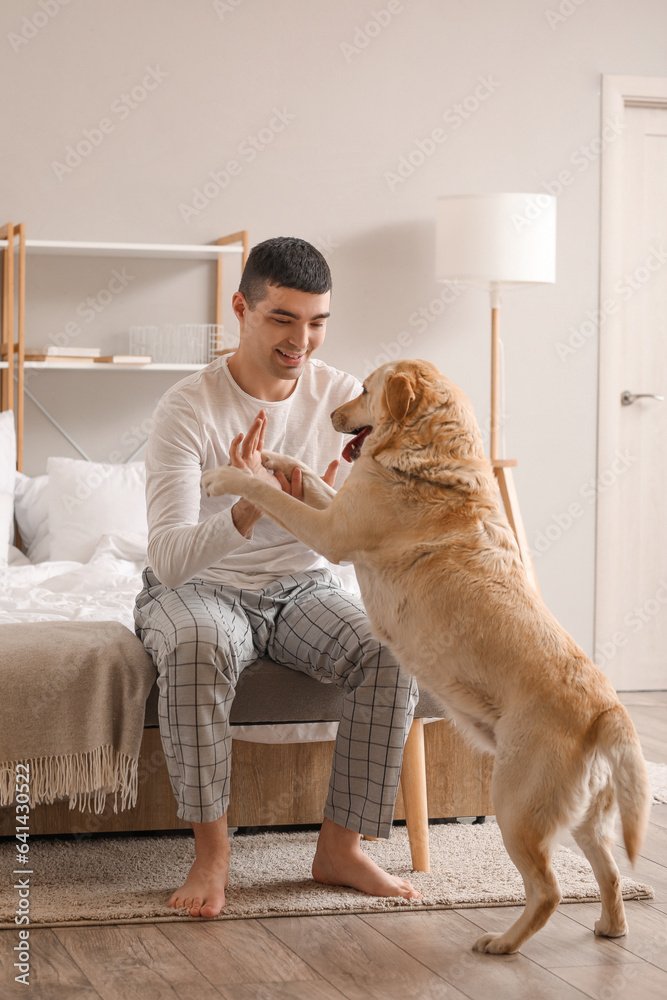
[233,283,330,383]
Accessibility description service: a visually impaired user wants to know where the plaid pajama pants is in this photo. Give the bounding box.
[134,566,418,837]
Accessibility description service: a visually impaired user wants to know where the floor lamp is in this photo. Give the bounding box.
[435,193,557,594]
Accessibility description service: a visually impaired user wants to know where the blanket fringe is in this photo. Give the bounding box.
[0,746,139,815]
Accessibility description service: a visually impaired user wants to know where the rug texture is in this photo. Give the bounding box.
[0,821,653,929]
[646,760,667,804]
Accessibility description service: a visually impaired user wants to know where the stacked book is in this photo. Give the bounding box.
[24,347,152,364]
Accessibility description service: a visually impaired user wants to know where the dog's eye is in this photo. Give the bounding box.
[362,386,368,395]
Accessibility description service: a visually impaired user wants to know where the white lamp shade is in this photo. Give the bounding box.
[435,193,556,285]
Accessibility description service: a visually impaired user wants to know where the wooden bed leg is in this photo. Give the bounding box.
[400,718,430,872]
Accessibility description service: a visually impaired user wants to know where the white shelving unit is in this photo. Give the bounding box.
[23,362,208,371]
[0,238,246,260]
[2,234,247,372]
[0,225,249,466]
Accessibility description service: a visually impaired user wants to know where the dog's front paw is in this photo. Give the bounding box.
[201,466,252,497]
[261,450,301,479]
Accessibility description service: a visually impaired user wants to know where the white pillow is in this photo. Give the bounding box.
[0,491,13,567]
[14,472,50,562]
[47,457,147,563]
[0,410,16,494]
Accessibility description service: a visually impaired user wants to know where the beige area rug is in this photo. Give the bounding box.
[646,760,667,804]
[0,821,653,930]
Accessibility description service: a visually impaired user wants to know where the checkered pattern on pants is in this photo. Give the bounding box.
[134,566,418,836]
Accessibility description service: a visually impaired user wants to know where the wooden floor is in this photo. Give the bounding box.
[2,692,666,1000]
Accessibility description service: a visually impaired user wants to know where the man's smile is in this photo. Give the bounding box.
[276,347,307,366]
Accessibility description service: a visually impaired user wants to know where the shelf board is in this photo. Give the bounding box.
[0,239,243,260]
[23,361,209,371]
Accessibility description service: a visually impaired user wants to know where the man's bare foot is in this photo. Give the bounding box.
[312,817,421,900]
[168,814,231,918]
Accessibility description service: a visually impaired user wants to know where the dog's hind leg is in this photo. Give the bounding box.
[473,767,563,955]
[571,777,627,938]
[473,823,562,954]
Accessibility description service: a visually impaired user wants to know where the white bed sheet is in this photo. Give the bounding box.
[0,534,345,742]
[0,534,145,629]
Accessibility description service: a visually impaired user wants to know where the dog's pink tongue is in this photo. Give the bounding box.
[342,427,371,463]
[342,439,356,463]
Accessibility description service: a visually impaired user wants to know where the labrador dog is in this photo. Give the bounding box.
[201,359,650,954]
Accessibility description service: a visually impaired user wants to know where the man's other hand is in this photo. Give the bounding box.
[272,459,339,501]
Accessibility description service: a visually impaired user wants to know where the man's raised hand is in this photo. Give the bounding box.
[229,412,328,500]
[229,410,282,491]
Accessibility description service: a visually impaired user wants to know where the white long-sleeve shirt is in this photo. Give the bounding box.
[145,355,361,590]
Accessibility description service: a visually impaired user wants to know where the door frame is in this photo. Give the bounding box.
[595,75,667,676]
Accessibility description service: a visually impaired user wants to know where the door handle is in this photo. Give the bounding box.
[621,391,665,406]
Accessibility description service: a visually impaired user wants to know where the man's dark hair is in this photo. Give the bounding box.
[238,236,332,307]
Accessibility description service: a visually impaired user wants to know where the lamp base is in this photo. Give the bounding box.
[492,460,540,596]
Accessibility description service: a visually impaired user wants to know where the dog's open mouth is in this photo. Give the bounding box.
[342,426,372,463]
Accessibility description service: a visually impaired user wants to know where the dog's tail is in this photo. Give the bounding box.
[594,704,651,864]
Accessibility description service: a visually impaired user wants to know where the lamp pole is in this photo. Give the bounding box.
[490,283,502,463]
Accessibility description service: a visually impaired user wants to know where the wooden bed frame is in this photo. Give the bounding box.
[0,722,494,838]
[0,221,494,844]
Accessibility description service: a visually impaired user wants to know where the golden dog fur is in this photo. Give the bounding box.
[202,359,651,954]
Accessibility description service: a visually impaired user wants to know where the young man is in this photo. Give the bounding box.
[135,237,420,918]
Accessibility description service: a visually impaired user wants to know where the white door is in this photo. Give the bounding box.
[595,76,667,691]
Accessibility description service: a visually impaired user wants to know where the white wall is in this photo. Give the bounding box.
[2,0,666,654]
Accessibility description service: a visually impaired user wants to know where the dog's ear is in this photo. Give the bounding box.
[385,372,416,421]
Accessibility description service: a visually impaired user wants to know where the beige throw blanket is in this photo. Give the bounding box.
[0,622,156,814]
